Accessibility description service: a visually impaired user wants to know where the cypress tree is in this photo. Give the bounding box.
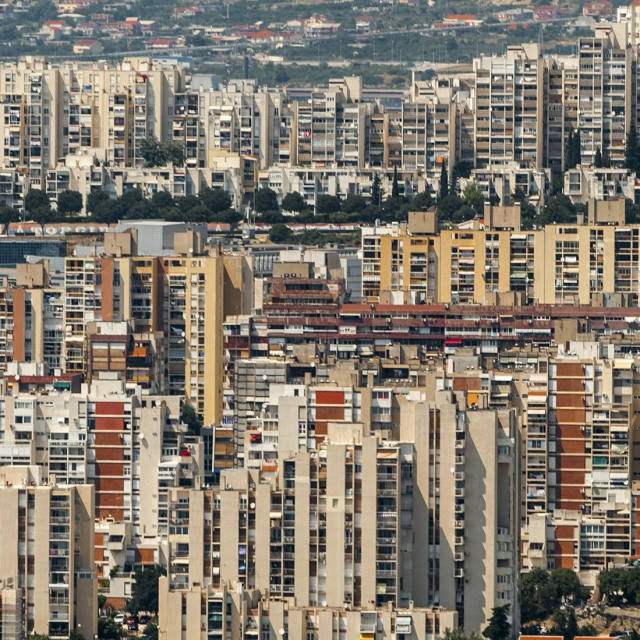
[439,162,449,199]
[391,166,400,200]
[626,123,640,173]
[572,129,581,167]
[594,147,603,168]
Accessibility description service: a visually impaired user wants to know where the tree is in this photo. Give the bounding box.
[443,629,483,640]
[462,182,484,216]
[482,605,510,640]
[536,194,576,226]
[140,136,185,167]
[341,194,367,214]
[521,568,552,623]
[371,174,383,207]
[164,139,185,166]
[449,163,462,195]
[25,188,50,214]
[24,188,52,224]
[181,401,202,436]
[411,189,433,210]
[0,205,17,227]
[98,617,121,640]
[594,147,603,168]
[436,194,463,223]
[547,567,588,604]
[57,190,83,216]
[572,129,581,168]
[128,564,166,615]
[200,187,232,214]
[551,608,579,640]
[91,199,122,224]
[281,192,307,213]
[143,622,159,640]
[626,123,640,174]
[140,136,164,168]
[439,163,449,200]
[68,631,85,640]
[391,166,400,200]
[626,198,640,224]
[86,189,110,214]
[453,161,473,180]
[564,129,575,172]
[254,188,279,214]
[315,194,341,215]
[268,223,293,244]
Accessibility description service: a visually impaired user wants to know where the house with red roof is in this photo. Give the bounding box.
[443,14,483,26]
[533,5,558,21]
[583,0,612,16]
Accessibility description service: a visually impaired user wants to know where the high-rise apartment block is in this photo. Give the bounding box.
[362,202,640,306]
[0,469,96,639]
[158,387,520,637]
[3,15,640,209]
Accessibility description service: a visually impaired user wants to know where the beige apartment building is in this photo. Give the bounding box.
[4,23,640,204]
[1,236,227,424]
[363,202,640,306]
[159,579,457,640]
[159,389,520,636]
[0,468,96,639]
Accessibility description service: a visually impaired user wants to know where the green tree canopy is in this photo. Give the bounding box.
[341,194,367,214]
[128,564,166,615]
[255,188,279,214]
[97,617,121,639]
[443,629,483,640]
[143,622,159,640]
[391,166,400,200]
[57,190,83,216]
[86,189,110,214]
[462,182,484,216]
[181,401,202,436]
[536,194,576,226]
[281,192,307,213]
[626,123,640,174]
[200,187,232,214]
[594,147,603,168]
[482,605,510,640]
[140,136,185,168]
[268,223,293,244]
[25,188,50,214]
[411,189,434,210]
[551,609,579,640]
[371,174,383,207]
[316,194,341,215]
[439,163,449,200]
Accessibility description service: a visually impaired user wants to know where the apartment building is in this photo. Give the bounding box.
[158,395,519,633]
[474,44,545,169]
[159,579,457,640]
[160,251,224,423]
[0,469,96,640]
[577,25,632,167]
[6,20,640,202]
[518,346,637,584]
[361,203,640,306]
